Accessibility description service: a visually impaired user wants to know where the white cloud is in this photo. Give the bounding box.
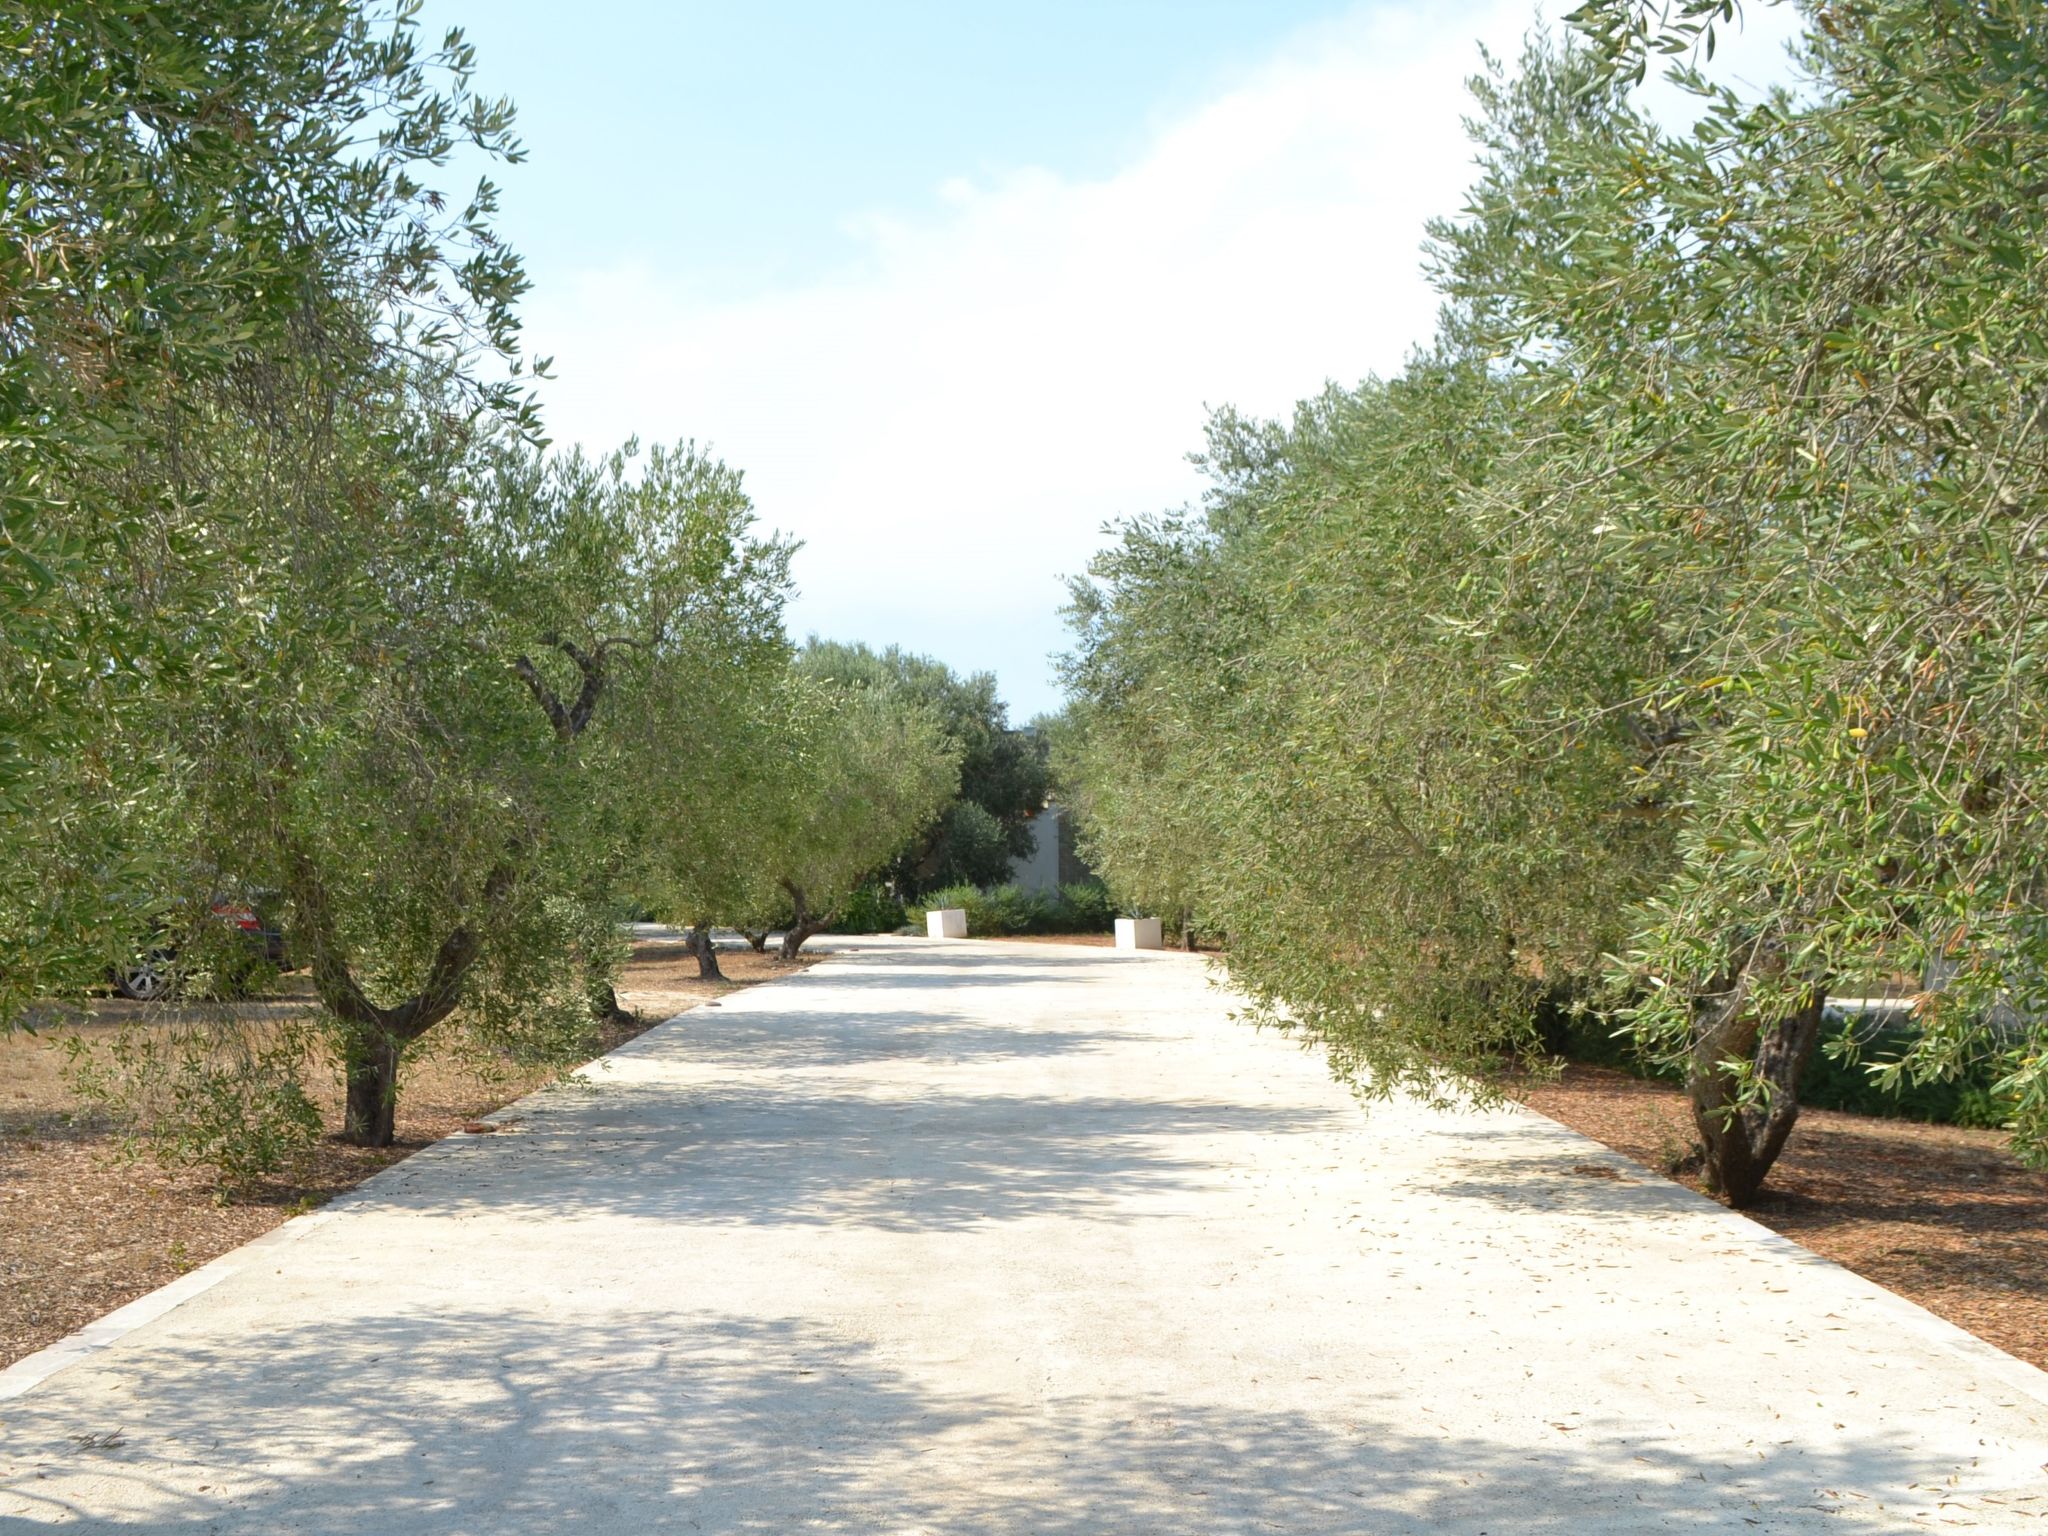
[523,0,1802,717]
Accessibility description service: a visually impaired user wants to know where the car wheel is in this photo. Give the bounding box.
[113,952,176,1001]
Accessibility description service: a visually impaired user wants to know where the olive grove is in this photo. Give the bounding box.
[1,2,959,1159]
[1061,0,2048,1204]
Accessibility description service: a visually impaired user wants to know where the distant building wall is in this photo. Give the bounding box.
[1009,805,1062,893]
[1009,803,1093,892]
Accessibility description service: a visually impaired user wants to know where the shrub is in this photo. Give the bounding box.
[1537,1001,1677,1082]
[908,883,993,934]
[1054,881,1115,932]
[976,884,1054,934]
[837,882,905,934]
[1955,1087,2016,1133]
[925,802,1016,890]
[907,880,1117,936]
[1801,1021,2017,1128]
[66,1021,322,1190]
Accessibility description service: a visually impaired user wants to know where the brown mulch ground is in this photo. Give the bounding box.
[1518,1063,2048,1369]
[0,941,816,1370]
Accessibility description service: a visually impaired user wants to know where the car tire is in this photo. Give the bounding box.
[112,951,177,1002]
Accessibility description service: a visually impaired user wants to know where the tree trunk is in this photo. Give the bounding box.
[288,853,502,1148]
[1687,965,1826,1208]
[589,979,637,1030]
[779,881,827,959]
[342,1031,403,1148]
[686,922,725,982]
[270,762,518,1147]
[742,931,769,953]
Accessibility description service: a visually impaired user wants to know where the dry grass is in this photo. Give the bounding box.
[0,941,815,1369]
[1518,1063,2048,1369]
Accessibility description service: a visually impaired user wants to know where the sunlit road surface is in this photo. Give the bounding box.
[4,935,2045,1532]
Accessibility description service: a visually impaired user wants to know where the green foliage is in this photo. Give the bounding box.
[635,652,957,948]
[1953,1088,2017,1134]
[0,1,824,1143]
[0,1,535,1025]
[909,881,1117,937]
[836,882,906,935]
[1061,2,2048,1196]
[1063,356,1665,1100]
[1800,1025,2016,1130]
[479,435,796,973]
[759,675,961,939]
[925,801,1013,890]
[802,639,1050,895]
[1538,1007,1676,1081]
[1458,3,2048,1175]
[65,1021,322,1190]
[1055,881,1116,932]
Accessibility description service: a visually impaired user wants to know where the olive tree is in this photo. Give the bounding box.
[760,674,959,957]
[232,426,796,1146]
[0,1,530,1024]
[802,640,1047,894]
[476,439,795,1002]
[1065,2,2048,1206]
[1063,357,1667,1096]
[634,663,956,963]
[1447,1,2048,1200]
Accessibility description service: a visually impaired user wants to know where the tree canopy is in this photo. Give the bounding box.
[0,0,531,1023]
[801,639,1049,893]
[0,2,959,1160]
[1061,0,2048,1204]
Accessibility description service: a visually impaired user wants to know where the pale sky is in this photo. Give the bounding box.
[420,1,1804,719]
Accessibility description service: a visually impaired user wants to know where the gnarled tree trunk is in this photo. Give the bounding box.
[741,930,769,953]
[319,928,481,1146]
[685,921,725,981]
[1686,957,1826,1207]
[589,979,637,1030]
[290,850,506,1148]
[779,880,828,959]
[342,1031,404,1148]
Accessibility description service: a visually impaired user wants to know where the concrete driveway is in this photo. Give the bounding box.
[2,937,2044,1532]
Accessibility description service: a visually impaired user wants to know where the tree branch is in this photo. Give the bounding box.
[513,631,643,742]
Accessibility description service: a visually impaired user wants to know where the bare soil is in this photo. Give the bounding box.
[0,941,815,1369]
[1518,1063,2048,1370]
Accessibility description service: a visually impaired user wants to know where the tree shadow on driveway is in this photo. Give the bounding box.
[776,955,1108,991]
[627,1004,1145,1072]
[379,1075,1341,1234]
[0,1305,2009,1534]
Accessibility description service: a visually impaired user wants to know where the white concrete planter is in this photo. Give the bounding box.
[927,908,968,940]
[1115,917,1163,951]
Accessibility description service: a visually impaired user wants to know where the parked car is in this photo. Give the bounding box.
[111,893,288,1001]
